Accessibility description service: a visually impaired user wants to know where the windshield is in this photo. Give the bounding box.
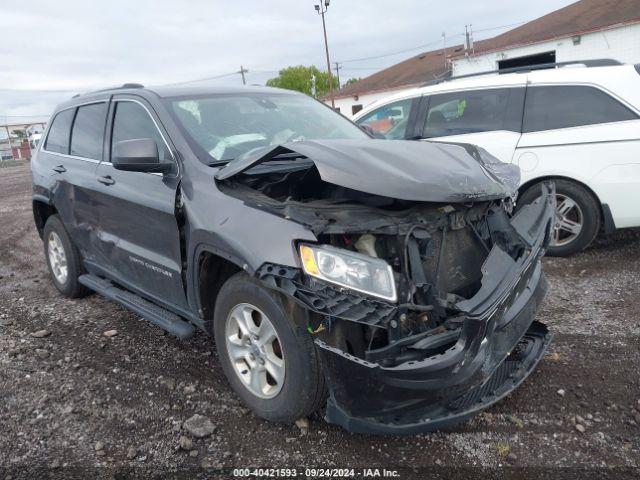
[167,92,368,163]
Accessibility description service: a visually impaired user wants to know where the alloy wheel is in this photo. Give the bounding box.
[47,231,68,284]
[552,193,584,247]
[224,303,285,399]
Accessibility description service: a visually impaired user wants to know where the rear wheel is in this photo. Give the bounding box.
[43,215,90,298]
[517,179,600,257]
[213,272,326,423]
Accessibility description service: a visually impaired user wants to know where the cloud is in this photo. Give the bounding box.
[0,0,574,118]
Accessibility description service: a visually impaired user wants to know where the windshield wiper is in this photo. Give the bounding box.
[207,159,231,167]
[266,152,307,162]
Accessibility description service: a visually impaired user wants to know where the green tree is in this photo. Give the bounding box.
[344,77,361,87]
[266,65,338,98]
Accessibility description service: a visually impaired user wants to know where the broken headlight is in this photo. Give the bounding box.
[299,244,397,302]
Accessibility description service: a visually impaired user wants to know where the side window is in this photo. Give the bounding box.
[423,88,524,138]
[523,85,639,133]
[111,101,170,163]
[70,103,107,160]
[356,98,414,139]
[44,108,75,154]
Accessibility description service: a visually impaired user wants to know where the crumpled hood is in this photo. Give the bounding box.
[215,139,520,203]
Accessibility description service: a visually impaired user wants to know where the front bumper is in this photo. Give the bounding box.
[316,186,556,434]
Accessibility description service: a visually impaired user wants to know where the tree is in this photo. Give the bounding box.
[266,65,338,98]
[344,77,361,87]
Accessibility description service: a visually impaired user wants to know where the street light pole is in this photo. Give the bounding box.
[315,1,335,108]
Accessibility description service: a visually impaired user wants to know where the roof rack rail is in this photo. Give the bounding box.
[423,59,623,86]
[70,83,145,99]
[120,83,144,89]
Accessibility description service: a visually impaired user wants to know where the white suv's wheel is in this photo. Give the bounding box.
[552,193,584,247]
[517,179,600,257]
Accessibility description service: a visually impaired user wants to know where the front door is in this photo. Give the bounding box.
[92,96,187,308]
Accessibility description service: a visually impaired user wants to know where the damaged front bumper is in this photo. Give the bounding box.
[260,185,556,434]
[321,187,554,434]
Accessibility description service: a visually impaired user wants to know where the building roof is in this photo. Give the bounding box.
[461,0,640,58]
[335,0,640,99]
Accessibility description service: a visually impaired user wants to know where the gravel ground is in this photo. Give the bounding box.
[1,164,639,479]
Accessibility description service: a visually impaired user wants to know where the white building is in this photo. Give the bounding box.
[331,0,640,118]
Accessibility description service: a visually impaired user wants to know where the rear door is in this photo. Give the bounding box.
[92,96,187,308]
[418,87,526,163]
[39,101,108,258]
[516,84,640,226]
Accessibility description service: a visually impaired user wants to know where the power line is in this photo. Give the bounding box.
[338,37,449,63]
[0,20,534,96]
[0,114,50,118]
[473,21,527,33]
[337,19,528,64]
[0,88,75,93]
[161,71,240,87]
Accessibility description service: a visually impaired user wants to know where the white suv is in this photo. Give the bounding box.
[354,61,640,256]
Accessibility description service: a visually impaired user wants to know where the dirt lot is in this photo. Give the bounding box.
[1,163,639,479]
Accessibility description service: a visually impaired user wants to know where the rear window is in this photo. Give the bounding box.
[44,109,75,154]
[70,103,107,160]
[422,88,525,138]
[523,85,638,133]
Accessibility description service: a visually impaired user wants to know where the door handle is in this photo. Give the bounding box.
[97,175,115,186]
[52,165,66,173]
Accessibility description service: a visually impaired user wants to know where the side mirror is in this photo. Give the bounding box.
[113,138,172,173]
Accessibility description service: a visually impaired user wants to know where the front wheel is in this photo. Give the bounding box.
[517,179,600,257]
[213,272,326,423]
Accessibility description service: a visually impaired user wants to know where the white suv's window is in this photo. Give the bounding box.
[423,88,524,138]
[523,85,639,132]
[357,98,414,139]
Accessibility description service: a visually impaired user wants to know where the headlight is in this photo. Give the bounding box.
[298,244,397,302]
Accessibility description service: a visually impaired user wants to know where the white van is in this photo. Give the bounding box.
[354,60,640,256]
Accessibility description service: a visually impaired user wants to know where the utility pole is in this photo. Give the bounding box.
[314,1,334,107]
[441,32,447,68]
[238,65,248,85]
[334,61,342,88]
[4,125,13,162]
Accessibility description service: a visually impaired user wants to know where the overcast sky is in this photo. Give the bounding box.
[0,0,575,122]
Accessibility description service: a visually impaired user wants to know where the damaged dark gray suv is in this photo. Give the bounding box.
[32,84,555,434]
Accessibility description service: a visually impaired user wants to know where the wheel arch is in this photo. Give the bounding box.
[195,248,243,334]
[32,197,58,239]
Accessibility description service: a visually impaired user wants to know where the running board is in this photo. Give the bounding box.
[79,274,195,340]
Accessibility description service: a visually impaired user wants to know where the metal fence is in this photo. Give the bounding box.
[0,122,47,163]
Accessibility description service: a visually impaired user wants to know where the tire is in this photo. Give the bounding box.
[213,272,326,423]
[517,179,600,257]
[43,215,91,298]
